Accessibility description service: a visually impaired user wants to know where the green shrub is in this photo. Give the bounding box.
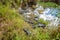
[57,13,60,18]
[0,0,21,8]
[38,18,49,25]
[39,2,59,8]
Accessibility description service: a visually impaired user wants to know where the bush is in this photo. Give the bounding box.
[0,0,21,8]
[39,2,59,8]
[38,18,49,25]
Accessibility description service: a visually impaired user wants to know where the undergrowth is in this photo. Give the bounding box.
[0,1,60,40]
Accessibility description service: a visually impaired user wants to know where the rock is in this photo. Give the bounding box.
[19,5,60,29]
[31,25,36,29]
[18,7,31,14]
[28,20,34,24]
[34,17,38,21]
[31,26,36,29]
[23,28,31,35]
[37,23,46,28]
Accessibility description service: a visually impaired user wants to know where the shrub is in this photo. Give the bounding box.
[38,18,49,25]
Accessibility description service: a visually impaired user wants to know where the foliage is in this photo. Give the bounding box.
[0,6,31,40]
[0,0,60,40]
[0,0,21,8]
[38,18,49,25]
[56,13,60,18]
[39,2,60,8]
